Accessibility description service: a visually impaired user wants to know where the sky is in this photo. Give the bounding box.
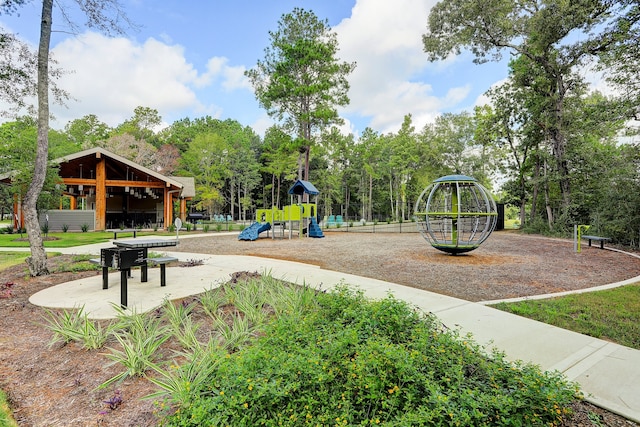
[0,0,512,137]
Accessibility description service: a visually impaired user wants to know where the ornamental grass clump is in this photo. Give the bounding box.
[162,285,581,427]
[145,341,226,407]
[99,306,170,389]
[41,305,114,350]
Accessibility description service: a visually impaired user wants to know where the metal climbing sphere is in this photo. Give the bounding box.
[414,175,497,254]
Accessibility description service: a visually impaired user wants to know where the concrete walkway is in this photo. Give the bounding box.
[6,234,640,423]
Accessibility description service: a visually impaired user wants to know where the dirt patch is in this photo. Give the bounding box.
[1,230,639,426]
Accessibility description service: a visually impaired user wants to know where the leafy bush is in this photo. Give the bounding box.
[62,224,69,232]
[162,286,580,427]
[81,223,89,232]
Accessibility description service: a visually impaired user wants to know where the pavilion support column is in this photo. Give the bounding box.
[70,195,77,210]
[95,158,107,230]
[179,198,187,222]
[12,194,22,230]
[164,187,174,230]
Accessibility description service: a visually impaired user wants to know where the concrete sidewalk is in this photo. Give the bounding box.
[8,236,640,423]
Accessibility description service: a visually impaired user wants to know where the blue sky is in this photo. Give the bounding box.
[0,0,512,136]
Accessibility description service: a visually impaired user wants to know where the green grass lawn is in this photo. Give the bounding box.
[490,284,640,350]
[0,251,30,271]
[0,230,154,248]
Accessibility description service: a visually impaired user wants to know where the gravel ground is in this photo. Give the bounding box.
[171,229,640,302]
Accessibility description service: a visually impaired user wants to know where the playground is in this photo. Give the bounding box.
[238,179,324,241]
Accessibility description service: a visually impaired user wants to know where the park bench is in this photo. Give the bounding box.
[581,235,611,249]
[106,228,137,239]
[144,256,178,287]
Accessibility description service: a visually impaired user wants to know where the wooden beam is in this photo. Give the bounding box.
[61,178,168,189]
[104,180,167,189]
[62,178,96,186]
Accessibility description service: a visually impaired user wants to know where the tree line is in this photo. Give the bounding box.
[2,91,639,248]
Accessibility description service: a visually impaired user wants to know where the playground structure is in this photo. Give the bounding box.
[238,180,324,241]
[414,175,497,254]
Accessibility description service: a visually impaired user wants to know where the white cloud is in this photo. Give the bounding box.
[46,31,252,128]
[333,0,466,134]
[50,32,202,126]
[222,65,251,91]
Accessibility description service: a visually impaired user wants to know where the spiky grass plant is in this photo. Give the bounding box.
[145,339,226,406]
[41,305,114,350]
[226,279,269,326]
[199,286,228,319]
[211,312,252,352]
[100,306,170,389]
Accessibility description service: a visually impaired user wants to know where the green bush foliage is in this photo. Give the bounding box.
[162,286,580,427]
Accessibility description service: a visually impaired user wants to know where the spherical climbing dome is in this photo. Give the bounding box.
[414,175,497,254]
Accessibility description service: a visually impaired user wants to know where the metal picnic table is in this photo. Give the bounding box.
[100,239,178,308]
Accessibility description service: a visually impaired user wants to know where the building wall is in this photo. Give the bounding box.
[38,210,96,231]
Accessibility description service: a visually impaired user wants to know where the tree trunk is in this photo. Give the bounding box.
[276,175,281,208]
[229,180,235,221]
[551,75,571,210]
[389,179,394,220]
[271,174,275,208]
[25,0,53,276]
[530,154,541,223]
[543,160,554,229]
[368,174,373,221]
[344,184,350,221]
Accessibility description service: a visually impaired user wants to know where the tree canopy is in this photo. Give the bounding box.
[246,7,355,181]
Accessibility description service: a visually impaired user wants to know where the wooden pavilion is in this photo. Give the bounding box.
[4,147,195,231]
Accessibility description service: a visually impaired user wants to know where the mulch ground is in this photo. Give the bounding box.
[1,230,639,426]
[172,229,640,302]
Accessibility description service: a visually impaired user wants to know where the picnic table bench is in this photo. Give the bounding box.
[91,239,178,307]
[581,235,611,249]
[144,257,178,287]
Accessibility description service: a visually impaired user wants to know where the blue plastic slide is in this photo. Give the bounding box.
[238,222,272,241]
[308,217,324,238]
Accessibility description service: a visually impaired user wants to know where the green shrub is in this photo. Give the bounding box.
[162,286,580,427]
[62,224,69,232]
[81,223,89,232]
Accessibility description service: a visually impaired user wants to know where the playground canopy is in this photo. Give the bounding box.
[288,180,319,196]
